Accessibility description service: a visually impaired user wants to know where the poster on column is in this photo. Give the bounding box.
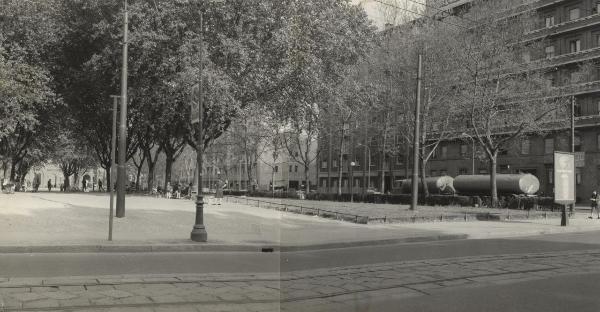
[554,151,575,205]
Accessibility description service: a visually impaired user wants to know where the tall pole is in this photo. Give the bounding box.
[109,96,119,241]
[410,54,422,211]
[116,0,128,218]
[191,12,208,242]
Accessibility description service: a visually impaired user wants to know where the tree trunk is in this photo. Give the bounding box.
[338,137,344,197]
[420,158,429,197]
[490,154,498,208]
[63,172,71,190]
[9,158,17,181]
[305,165,310,194]
[135,165,142,191]
[271,169,275,197]
[147,160,156,191]
[105,166,111,192]
[73,172,79,189]
[328,127,333,194]
[404,148,410,180]
[164,153,174,189]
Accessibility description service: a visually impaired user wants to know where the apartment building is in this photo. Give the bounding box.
[318,0,600,201]
[424,0,600,202]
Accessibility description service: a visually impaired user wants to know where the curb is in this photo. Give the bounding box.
[0,234,469,254]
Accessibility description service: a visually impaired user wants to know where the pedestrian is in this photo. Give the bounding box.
[166,182,173,199]
[173,183,180,199]
[215,177,224,205]
[98,179,104,192]
[82,179,87,192]
[47,179,52,192]
[590,191,600,219]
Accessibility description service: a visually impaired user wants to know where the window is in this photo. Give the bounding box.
[294,165,298,173]
[459,168,468,175]
[574,135,582,152]
[320,178,327,187]
[569,39,581,53]
[545,46,555,59]
[544,138,554,154]
[321,161,327,169]
[460,144,468,157]
[521,139,531,155]
[342,178,348,187]
[545,16,554,27]
[441,146,448,158]
[274,166,278,173]
[547,167,553,184]
[576,168,582,185]
[289,165,292,172]
[440,170,448,176]
[354,178,361,187]
[597,2,600,14]
[333,160,337,168]
[569,8,580,20]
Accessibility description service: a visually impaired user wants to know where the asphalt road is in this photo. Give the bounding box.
[2,231,600,278]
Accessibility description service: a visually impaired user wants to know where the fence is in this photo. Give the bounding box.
[225,196,369,224]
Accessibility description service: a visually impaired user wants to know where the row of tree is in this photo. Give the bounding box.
[0,0,376,193]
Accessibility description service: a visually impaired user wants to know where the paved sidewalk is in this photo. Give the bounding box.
[3,248,600,311]
[2,192,600,252]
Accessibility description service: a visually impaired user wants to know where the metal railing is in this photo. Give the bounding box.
[224,196,369,224]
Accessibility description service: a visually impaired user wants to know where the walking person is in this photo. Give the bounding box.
[215,177,225,205]
[98,179,104,192]
[47,179,52,192]
[591,191,600,219]
[166,182,173,199]
[82,179,87,192]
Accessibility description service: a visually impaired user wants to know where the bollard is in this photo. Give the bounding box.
[284,204,287,212]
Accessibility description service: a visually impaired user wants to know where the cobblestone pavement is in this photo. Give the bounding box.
[3,249,600,311]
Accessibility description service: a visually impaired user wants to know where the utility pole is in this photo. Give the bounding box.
[116,0,128,218]
[410,54,422,211]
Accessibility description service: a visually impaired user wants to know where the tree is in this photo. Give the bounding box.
[51,131,97,190]
[445,0,568,206]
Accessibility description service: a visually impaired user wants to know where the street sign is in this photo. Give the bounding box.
[554,151,575,205]
[190,84,200,124]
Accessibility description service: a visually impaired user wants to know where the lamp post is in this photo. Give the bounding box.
[190,10,207,242]
[461,132,475,175]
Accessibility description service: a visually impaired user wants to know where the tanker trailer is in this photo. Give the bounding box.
[453,174,539,195]
[399,176,456,195]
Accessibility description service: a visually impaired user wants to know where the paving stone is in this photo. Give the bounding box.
[101,289,134,299]
[40,290,79,300]
[9,291,47,302]
[0,287,31,294]
[58,297,92,307]
[59,285,86,292]
[30,286,59,293]
[117,295,154,305]
[85,285,115,292]
[22,299,60,309]
[149,294,184,304]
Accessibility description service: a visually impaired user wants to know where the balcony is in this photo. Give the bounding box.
[525,14,600,42]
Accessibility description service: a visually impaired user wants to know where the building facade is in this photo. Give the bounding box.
[318,0,600,202]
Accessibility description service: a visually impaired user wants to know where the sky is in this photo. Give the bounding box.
[352,0,424,29]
